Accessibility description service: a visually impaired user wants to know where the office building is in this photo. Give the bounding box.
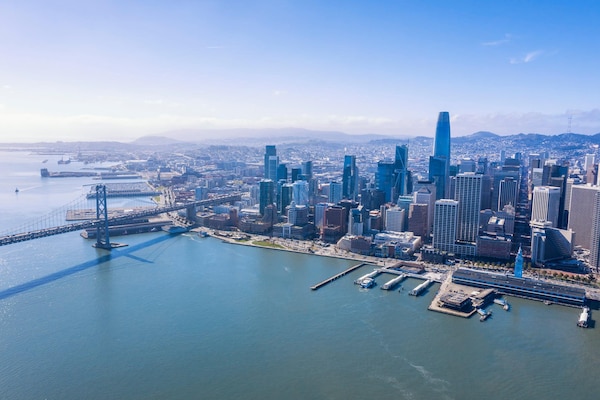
[568,184,600,248]
[433,199,458,254]
[530,220,574,267]
[531,186,561,227]
[292,180,309,206]
[498,177,519,211]
[590,193,600,272]
[454,173,482,243]
[342,155,359,200]
[259,179,275,215]
[376,160,395,203]
[394,145,410,197]
[385,207,405,233]
[429,111,451,200]
[329,181,343,204]
[264,145,276,179]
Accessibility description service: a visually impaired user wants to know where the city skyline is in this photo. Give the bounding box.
[1,1,600,142]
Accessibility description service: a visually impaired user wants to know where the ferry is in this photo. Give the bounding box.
[493,298,510,311]
[577,307,590,328]
[358,277,376,289]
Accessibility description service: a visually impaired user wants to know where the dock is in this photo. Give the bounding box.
[381,274,406,290]
[354,269,381,285]
[310,263,369,290]
[409,279,432,296]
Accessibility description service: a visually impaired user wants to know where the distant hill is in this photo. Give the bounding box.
[153,127,395,145]
[130,136,187,146]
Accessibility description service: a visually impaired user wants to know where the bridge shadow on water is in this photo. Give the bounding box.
[0,234,174,301]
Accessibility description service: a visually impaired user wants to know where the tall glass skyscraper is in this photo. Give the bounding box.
[342,155,358,200]
[394,144,410,197]
[429,112,451,200]
[264,145,276,179]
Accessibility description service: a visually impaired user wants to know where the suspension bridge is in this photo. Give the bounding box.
[0,184,241,249]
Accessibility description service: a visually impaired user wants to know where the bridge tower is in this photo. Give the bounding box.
[93,184,115,250]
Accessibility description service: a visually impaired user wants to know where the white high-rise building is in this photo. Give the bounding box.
[584,154,596,172]
[433,199,458,254]
[568,184,600,248]
[590,193,600,272]
[531,186,561,227]
[454,173,482,243]
[385,207,405,233]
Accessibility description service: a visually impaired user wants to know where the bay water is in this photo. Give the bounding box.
[0,150,598,399]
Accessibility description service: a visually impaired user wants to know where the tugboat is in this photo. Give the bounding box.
[577,307,590,328]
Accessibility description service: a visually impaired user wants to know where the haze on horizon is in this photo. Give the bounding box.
[1,0,599,143]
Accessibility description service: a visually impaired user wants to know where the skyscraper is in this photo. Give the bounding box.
[329,181,343,204]
[292,180,309,206]
[376,160,395,203]
[498,177,519,211]
[394,145,410,197]
[531,186,561,227]
[267,155,279,182]
[433,199,458,254]
[264,145,276,179]
[259,179,275,215]
[429,111,451,200]
[454,172,482,243]
[342,155,358,200]
[568,184,600,248]
[590,193,600,272]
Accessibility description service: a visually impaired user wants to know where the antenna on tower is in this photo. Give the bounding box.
[568,114,572,134]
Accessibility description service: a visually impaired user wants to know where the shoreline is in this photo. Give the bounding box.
[194,228,600,303]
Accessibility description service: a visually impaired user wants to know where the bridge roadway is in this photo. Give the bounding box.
[0,193,241,247]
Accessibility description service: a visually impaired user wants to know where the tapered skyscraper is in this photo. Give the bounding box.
[429,112,451,200]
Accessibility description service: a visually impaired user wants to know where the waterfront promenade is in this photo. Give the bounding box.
[202,229,600,303]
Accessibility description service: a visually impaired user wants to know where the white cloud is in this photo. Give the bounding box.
[510,50,544,64]
[482,34,512,46]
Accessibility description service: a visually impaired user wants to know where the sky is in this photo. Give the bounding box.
[1,0,599,142]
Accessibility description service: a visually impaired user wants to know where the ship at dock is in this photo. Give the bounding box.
[577,307,590,328]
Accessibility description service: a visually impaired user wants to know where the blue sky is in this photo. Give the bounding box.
[1,0,599,142]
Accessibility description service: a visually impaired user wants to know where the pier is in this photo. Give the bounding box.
[310,263,369,290]
[409,279,432,296]
[381,274,406,290]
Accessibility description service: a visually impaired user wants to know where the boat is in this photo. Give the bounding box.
[161,225,190,234]
[14,188,19,193]
[57,157,71,164]
[358,277,375,289]
[477,308,492,321]
[577,307,590,328]
[544,300,553,306]
[198,231,209,238]
[493,298,510,311]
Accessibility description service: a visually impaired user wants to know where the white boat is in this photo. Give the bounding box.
[477,308,492,321]
[577,307,590,328]
[494,298,510,311]
[358,277,375,289]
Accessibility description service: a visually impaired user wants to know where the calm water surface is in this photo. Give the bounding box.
[0,150,598,399]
